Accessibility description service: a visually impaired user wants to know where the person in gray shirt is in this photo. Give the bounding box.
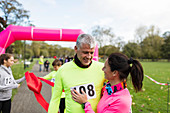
[0,53,25,113]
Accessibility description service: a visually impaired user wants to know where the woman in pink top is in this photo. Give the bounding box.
[71,53,144,113]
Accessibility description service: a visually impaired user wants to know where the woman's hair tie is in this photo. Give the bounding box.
[128,57,134,64]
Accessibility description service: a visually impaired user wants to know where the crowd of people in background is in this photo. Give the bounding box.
[38,55,73,73]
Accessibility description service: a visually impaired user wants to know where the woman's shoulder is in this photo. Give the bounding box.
[108,89,131,111]
[115,89,131,102]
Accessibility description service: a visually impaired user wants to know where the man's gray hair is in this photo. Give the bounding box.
[76,34,96,49]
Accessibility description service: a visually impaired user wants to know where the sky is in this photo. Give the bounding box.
[17,0,170,48]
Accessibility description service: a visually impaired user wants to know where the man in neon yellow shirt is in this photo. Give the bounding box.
[48,34,105,113]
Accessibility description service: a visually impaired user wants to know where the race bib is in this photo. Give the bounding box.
[51,78,55,83]
[70,83,96,99]
[4,77,12,85]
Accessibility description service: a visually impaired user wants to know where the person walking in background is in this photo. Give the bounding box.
[41,59,65,113]
[48,34,105,113]
[39,55,44,72]
[71,52,144,113]
[0,53,25,113]
[59,57,64,65]
[44,60,50,72]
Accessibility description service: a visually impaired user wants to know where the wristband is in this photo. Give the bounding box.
[82,102,87,109]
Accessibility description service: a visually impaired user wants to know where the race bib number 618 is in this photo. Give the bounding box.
[70,83,96,100]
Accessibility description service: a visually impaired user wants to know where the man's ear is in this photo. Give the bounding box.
[74,46,78,52]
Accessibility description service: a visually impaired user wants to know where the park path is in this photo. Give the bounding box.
[11,62,52,113]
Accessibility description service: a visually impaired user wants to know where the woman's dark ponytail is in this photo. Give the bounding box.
[130,59,144,92]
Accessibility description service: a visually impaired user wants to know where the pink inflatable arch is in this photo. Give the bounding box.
[0,25,98,61]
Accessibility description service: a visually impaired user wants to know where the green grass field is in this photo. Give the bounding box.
[128,62,170,113]
[11,59,170,112]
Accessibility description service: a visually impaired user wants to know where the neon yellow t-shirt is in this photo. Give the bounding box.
[48,60,105,113]
[42,71,65,98]
[39,57,43,65]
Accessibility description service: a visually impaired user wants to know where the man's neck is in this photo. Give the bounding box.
[73,54,92,68]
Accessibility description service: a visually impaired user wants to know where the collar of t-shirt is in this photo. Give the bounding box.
[73,54,92,68]
[101,81,127,96]
[0,65,11,75]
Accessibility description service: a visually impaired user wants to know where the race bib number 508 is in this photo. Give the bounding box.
[70,83,96,100]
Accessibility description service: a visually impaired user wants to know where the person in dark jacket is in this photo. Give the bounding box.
[44,60,50,72]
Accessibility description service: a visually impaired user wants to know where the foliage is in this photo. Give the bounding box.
[123,42,141,58]
[134,25,147,43]
[25,49,33,59]
[91,25,115,47]
[27,41,75,58]
[0,0,33,54]
[0,16,7,32]
[161,31,170,61]
[134,25,165,60]
[141,35,164,59]
[58,47,75,57]
[31,41,41,57]
[99,45,119,57]
[13,40,23,55]
[0,0,30,25]
[48,44,62,57]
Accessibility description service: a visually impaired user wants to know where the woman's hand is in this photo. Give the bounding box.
[71,89,88,104]
[17,84,20,88]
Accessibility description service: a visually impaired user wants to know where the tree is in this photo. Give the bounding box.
[58,47,75,57]
[134,25,147,43]
[114,36,125,51]
[91,25,115,48]
[13,40,24,55]
[161,31,170,61]
[0,0,31,25]
[0,0,33,54]
[40,42,49,57]
[141,25,164,60]
[31,41,41,57]
[99,45,119,58]
[48,44,62,57]
[25,49,33,59]
[123,42,141,58]
[0,16,7,32]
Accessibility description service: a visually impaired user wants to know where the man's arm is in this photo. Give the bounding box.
[42,72,54,80]
[48,70,63,113]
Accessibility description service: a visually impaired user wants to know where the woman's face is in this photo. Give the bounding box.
[4,56,14,67]
[102,59,113,80]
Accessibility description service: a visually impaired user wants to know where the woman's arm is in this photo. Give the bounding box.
[15,76,25,83]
